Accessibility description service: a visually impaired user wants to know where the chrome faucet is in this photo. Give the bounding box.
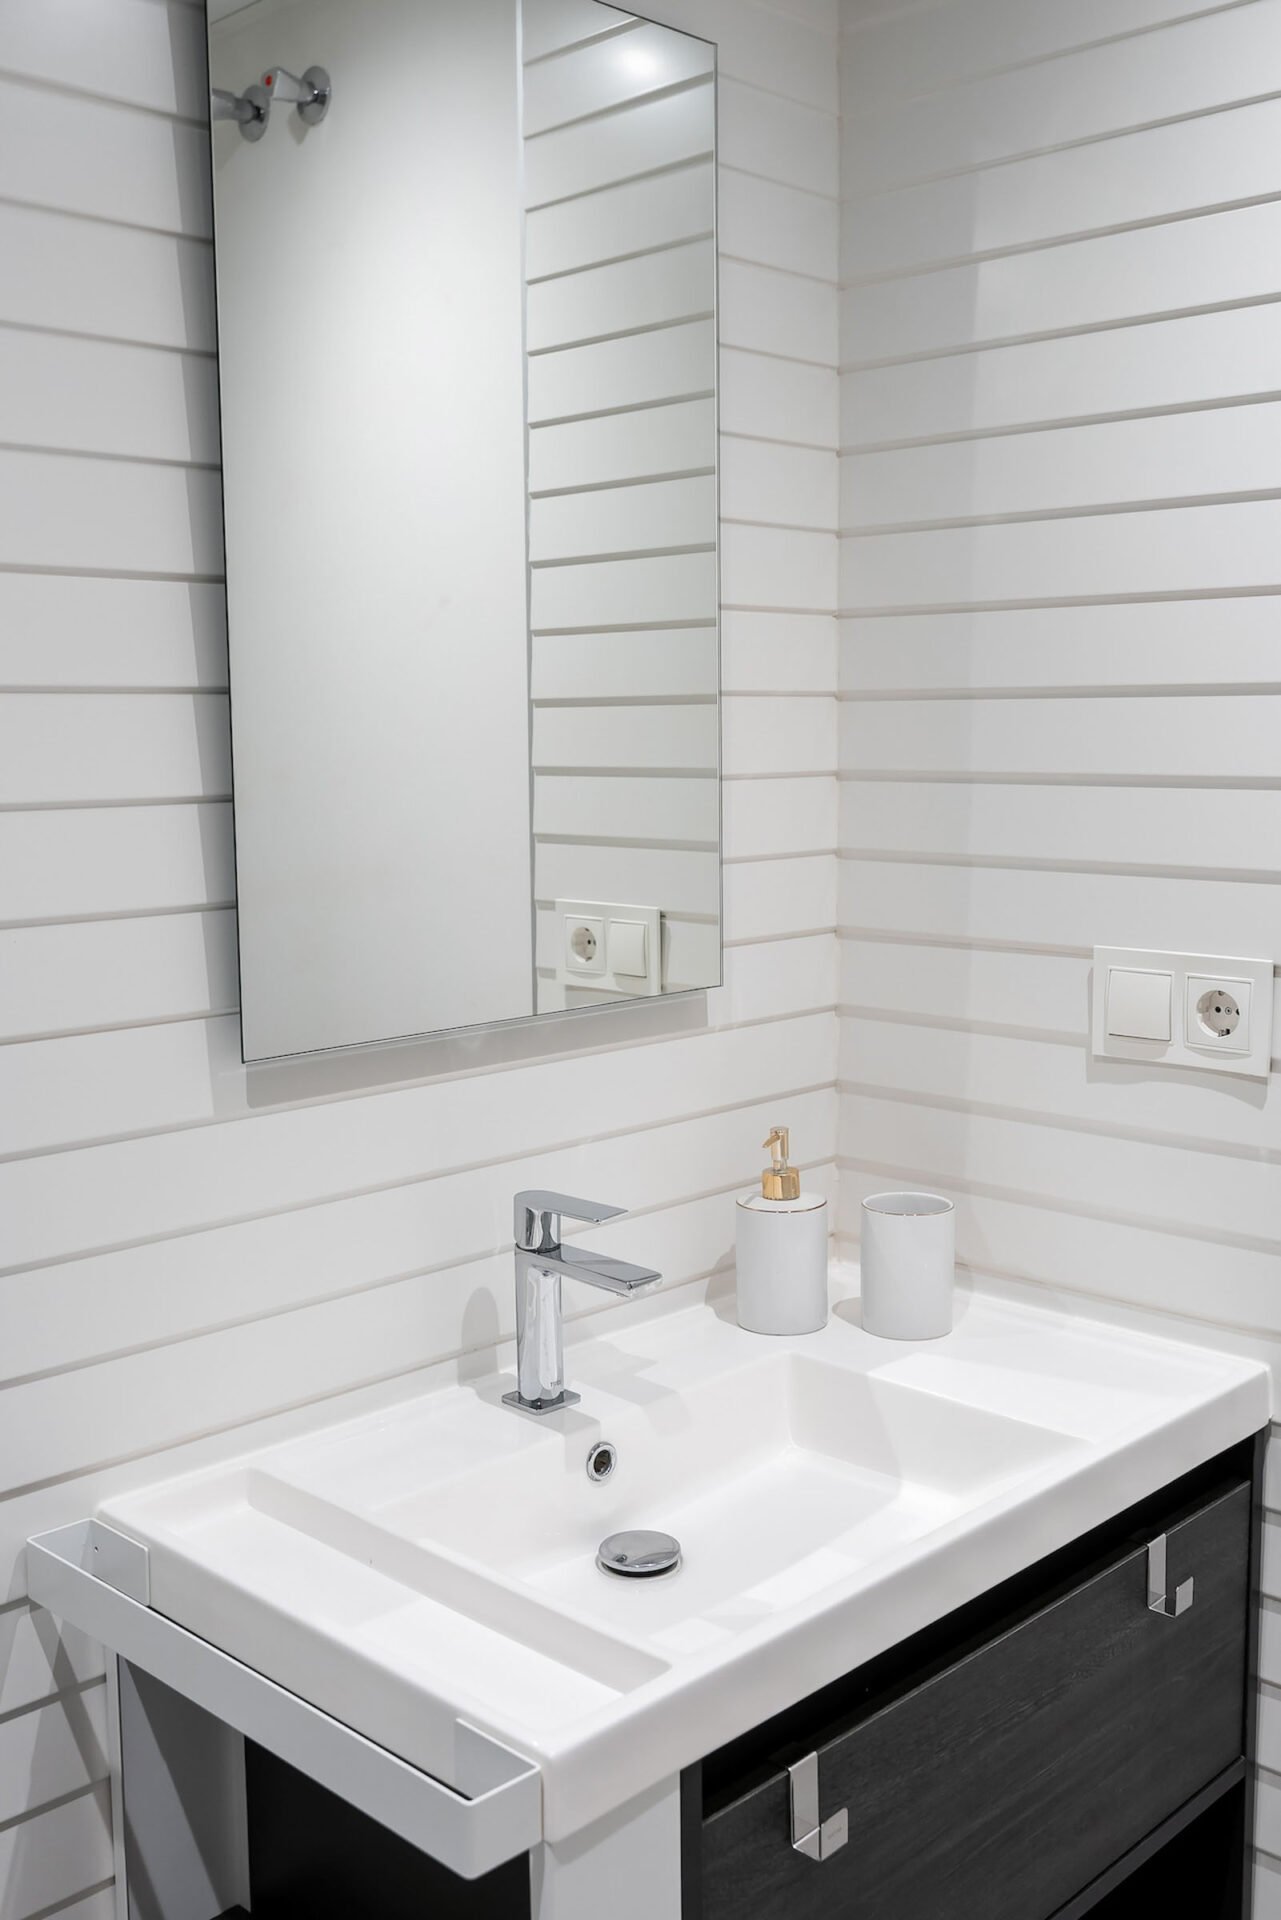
[503,1191,661,1415]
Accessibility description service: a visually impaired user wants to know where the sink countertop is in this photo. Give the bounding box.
[98,1281,1269,1840]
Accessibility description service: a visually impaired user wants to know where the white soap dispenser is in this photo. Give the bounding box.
[735,1126,829,1335]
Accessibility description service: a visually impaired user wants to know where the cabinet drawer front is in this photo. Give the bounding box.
[702,1481,1250,1920]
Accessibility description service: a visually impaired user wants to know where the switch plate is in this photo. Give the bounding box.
[1106,967,1172,1043]
[1092,947,1274,1079]
[555,901,662,1000]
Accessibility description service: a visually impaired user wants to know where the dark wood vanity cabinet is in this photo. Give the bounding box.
[686,1439,1263,1920]
[224,1441,1261,1920]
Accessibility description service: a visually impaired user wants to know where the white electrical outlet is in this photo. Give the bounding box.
[555,901,662,999]
[1092,948,1273,1079]
[1185,975,1250,1053]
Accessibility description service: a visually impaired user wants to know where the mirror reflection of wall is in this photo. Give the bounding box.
[210,0,720,1062]
[523,5,719,1013]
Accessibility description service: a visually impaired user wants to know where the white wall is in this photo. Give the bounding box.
[0,0,838,1909]
[836,0,1281,1894]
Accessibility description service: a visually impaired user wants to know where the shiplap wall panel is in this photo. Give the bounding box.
[723,523,837,611]
[0,803,235,924]
[841,303,1281,450]
[535,842,719,914]
[724,436,838,532]
[840,599,1281,694]
[658,0,834,109]
[717,74,837,196]
[527,160,715,280]
[719,168,838,282]
[0,693,230,804]
[535,774,719,843]
[842,399,1281,530]
[839,0,1281,1889]
[722,346,838,449]
[0,1689,109,1825]
[842,200,1281,367]
[522,0,634,64]
[529,473,717,561]
[525,80,714,205]
[720,257,837,364]
[530,549,717,629]
[726,776,837,858]
[0,577,227,690]
[0,203,216,351]
[845,1,1281,194]
[839,1083,1279,1251]
[843,95,1281,282]
[532,628,717,699]
[0,1608,102,1717]
[527,319,715,423]
[4,1007,836,1278]
[0,1,839,1901]
[532,701,717,773]
[840,694,1281,780]
[724,695,837,774]
[0,78,210,236]
[841,0,1249,107]
[840,858,1281,957]
[528,397,715,490]
[726,853,836,941]
[840,1014,1281,1166]
[0,329,219,467]
[524,21,714,135]
[526,235,716,349]
[840,781,1281,875]
[842,501,1281,611]
[0,0,209,117]
[2,1079,834,1390]
[0,1786,113,1920]
[723,612,836,694]
[0,909,239,1042]
[0,451,223,576]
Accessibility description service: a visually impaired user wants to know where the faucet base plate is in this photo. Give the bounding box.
[501,1388,582,1418]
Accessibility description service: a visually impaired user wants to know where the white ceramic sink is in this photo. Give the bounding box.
[99,1280,1269,1839]
[259,1353,1078,1681]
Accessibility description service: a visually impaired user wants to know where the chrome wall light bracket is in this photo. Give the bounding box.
[211,81,270,142]
[262,65,332,125]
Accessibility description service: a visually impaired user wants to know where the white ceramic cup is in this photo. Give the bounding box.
[860,1191,955,1340]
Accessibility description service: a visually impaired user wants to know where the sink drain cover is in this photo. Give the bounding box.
[597,1529,682,1578]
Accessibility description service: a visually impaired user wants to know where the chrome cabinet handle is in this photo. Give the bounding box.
[788,1752,848,1862]
[1147,1533,1194,1617]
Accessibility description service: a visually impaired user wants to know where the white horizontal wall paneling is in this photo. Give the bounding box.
[3,9,841,1906]
[839,0,1281,1879]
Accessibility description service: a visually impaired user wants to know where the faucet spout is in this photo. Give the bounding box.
[504,1191,661,1415]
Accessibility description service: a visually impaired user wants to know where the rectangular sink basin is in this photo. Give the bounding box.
[251,1352,1080,1671]
[96,1287,1269,1841]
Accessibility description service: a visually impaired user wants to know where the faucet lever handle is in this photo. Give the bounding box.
[514,1190,626,1253]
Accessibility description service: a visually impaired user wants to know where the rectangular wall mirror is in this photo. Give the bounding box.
[208,0,720,1062]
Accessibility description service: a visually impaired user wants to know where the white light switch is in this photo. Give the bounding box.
[1106,967,1172,1043]
[610,918,648,978]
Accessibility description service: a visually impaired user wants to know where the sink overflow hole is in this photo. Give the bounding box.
[586,1441,617,1482]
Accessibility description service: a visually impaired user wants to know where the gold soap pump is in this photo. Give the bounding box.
[735,1122,829,1335]
[760,1126,801,1201]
